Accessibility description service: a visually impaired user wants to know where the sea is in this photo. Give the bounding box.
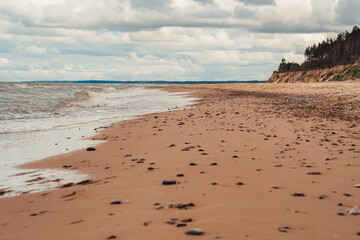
[0,82,199,197]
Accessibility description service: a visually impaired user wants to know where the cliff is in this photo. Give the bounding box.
[268,58,360,83]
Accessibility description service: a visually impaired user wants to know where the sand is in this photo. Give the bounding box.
[0,82,360,240]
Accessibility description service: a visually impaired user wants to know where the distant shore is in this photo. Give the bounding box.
[1,82,359,240]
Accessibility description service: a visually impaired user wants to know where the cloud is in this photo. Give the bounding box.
[25,45,47,54]
[0,0,357,82]
[237,0,275,5]
[0,58,9,67]
[336,0,360,25]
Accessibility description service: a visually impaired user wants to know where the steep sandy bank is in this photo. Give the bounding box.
[268,58,360,83]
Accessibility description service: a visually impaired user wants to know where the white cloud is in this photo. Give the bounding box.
[0,0,357,81]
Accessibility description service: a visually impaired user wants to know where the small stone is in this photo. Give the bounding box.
[236,182,244,186]
[181,218,193,222]
[186,228,204,235]
[278,226,291,233]
[319,195,326,199]
[357,231,360,236]
[337,212,345,216]
[354,184,360,188]
[177,223,187,227]
[307,172,321,175]
[107,235,117,239]
[344,193,352,197]
[349,208,358,215]
[292,193,305,197]
[86,147,96,151]
[189,163,197,166]
[148,167,154,170]
[338,203,343,206]
[212,182,218,185]
[162,180,177,185]
[110,201,122,205]
[210,163,218,166]
[30,213,38,216]
[177,174,184,177]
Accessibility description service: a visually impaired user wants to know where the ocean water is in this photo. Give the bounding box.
[0,82,198,197]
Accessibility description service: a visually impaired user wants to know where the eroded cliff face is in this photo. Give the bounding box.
[268,65,348,83]
[268,59,360,83]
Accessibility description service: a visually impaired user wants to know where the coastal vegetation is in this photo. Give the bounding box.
[278,26,360,72]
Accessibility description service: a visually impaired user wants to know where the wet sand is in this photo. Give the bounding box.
[1,82,360,240]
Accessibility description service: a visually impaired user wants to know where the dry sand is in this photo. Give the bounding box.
[1,82,360,240]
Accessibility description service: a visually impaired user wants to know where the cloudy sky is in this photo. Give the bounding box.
[0,0,358,82]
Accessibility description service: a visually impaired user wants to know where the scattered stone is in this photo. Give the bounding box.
[319,195,326,199]
[60,182,74,188]
[236,182,244,186]
[337,212,345,216]
[177,174,184,177]
[107,235,117,239]
[76,179,94,185]
[232,155,238,158]
[30,213,38,216]
[278,226,291,233]
[182,218,193,222]
[110,201,122,205]
[170,144,176,147]
[144,221,151,226]
[292,192,305,197]
[189,163,197,166]
[338,203,343,206]
[148,167,154,170]
[162,180,177,185]
[274,165,282,167]
[354,184,360,188]
[349,208,358,215]
[186,228,204,236]
[86,147,96,151]
[175,202,195,209]
[307,172,322,175]
[211,182,218,185]
[210,163,218,166]
[343,193,352,197]
[177,223,187,227]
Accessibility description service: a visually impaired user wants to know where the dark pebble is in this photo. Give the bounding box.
[162,180,177,185]
[292,192,305,197]
[148,167,154,170]
[86,147,96,151]
[30,213,38,216]
[212,182,218,185]
[177,174,184,177]
[319,195,326,199]
[337,212,345,216]
[343,193,351,197]
[236,182,244,186]
[210,163,218,166]
[110,201,122,205]
[107,235,117,239]
[177,223,187,227]
[186,228,204,235]
[189,163,197,166]
[307,172,322,175]
[338,203,343,206]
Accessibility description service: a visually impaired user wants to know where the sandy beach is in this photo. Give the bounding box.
[1,82,360,240]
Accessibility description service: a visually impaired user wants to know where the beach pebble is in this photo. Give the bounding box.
[292,192,305,197]
[210,163,218,166]
[236,182,244,186]
[348,208,358,215]
[110,201,122,205]
[162,180,177,185]
[278,226,291,233]
[86,147,96,151]
[177,223,187,227]
[354,184,360,188]
[107,235,117,239]
[186,228,204,235]
[177,174,184,177]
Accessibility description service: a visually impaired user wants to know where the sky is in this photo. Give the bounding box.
[0,0,358,82]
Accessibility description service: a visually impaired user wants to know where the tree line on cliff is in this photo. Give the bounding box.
[278,26,360,72]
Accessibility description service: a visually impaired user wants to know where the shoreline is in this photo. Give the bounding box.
[1,82,360,239]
